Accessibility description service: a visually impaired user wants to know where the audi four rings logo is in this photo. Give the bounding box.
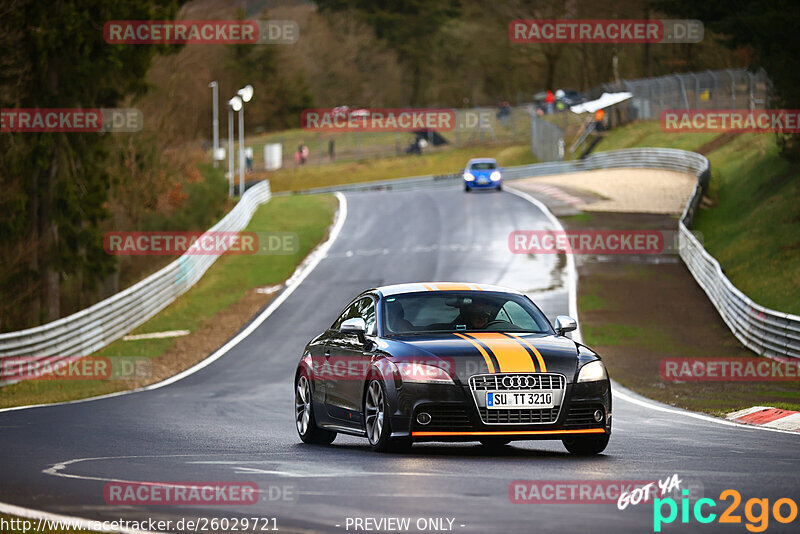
[502,375,537,388]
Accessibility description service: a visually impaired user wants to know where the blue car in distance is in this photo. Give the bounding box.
[463,158,502,192]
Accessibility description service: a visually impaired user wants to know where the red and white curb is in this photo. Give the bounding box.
[726,406,800,432]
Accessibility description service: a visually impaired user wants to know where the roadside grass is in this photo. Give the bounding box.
[695,133,800,314]
[0,195,337,409]
[592,120,718,152]
[578,293,609,311]
[256,143,537,192]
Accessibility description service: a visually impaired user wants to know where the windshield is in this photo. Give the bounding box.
[470,162,497,170]
[382,292,552,335]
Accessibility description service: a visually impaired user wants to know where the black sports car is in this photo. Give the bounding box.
[294,283,611,454]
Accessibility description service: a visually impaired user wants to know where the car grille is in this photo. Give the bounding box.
[563,404,605,429]
[479,406,560,424]
[413,404,472,431]
[469,373,566,425]
[470,373,566,390]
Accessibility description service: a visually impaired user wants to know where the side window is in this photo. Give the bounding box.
[360,298,376,335]
[330,301,359,330]
[330,296,376,334]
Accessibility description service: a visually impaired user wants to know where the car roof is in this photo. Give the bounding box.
[371,282,523,297]
[466,158,497,165]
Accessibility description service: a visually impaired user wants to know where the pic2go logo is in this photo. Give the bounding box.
[654,489,798,532]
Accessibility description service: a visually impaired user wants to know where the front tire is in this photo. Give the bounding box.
[295,373,336,444]
[364,379,410,453]
[562,434,609,455]
[464,184,471,192]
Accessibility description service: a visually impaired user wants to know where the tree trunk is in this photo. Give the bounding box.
[26,162,41,326]
[41,144,60,322]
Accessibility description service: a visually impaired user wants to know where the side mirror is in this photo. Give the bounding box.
[554,315,577,336]
[340,317,366,343]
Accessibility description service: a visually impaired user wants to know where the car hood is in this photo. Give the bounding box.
[468,169,495,178]
[381,332,580,383]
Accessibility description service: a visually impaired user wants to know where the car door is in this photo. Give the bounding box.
[323,296,377,425]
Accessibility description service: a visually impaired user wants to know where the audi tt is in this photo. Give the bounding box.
[294,283,611,454]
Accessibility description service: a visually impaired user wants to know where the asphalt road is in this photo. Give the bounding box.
[1,187,798,534]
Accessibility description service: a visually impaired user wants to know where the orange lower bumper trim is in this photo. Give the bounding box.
[412,428,606,437]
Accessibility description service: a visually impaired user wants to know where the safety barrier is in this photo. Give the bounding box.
[0,181,272,383]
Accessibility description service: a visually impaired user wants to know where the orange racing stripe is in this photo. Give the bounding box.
[433,283,474,291]
[454,333,495,373]
[505,333,547,372]
[467,333,537,372]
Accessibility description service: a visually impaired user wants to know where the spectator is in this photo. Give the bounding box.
[594,109,605,131]
[545,90,555,114]
[296,142,309,165]
[245,147,253,173]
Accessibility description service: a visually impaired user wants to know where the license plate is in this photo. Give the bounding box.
[486,390,554,409]
[477,178,488,184]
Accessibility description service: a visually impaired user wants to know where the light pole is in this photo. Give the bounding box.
[227,96,242,197]
[236,85,253,198]
[208,81,219,167]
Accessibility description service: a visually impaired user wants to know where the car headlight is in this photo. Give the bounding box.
[490,171,502,181]
[396,362,454,384]
[577,360,607,382]
[463,172,475,182]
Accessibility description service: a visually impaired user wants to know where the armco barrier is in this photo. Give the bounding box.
[293,148,799,360]
[0,181,272,384]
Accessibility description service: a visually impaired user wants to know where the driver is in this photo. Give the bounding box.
[459,298,496,330]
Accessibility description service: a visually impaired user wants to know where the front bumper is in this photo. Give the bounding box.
[465,178,501,189]
[389,380,611,442]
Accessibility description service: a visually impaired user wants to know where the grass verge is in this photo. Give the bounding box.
[0,194,337,409]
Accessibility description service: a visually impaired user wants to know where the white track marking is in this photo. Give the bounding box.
[123,330,190,341]
[505,186,581,343]
[0,193,347,415]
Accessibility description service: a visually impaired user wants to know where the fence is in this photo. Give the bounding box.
[602,68,771,121]
[0,181,273,385]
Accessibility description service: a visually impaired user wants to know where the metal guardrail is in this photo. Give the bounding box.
[292,147,800,360]
[0,181,272,383]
